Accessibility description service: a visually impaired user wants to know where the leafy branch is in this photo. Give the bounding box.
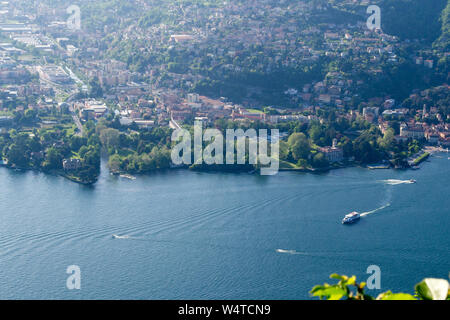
[311,274,450,300]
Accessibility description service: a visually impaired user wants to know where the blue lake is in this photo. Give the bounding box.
[0,155,448,299]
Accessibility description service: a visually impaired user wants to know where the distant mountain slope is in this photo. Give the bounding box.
[434,0,450,51]
[306,0,448,43]
[380,0,448,43]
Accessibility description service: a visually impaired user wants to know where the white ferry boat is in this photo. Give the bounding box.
[342,212,360,224]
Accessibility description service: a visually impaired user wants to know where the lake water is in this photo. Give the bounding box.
[0,155,449,299]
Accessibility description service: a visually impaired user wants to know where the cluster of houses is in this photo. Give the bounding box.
[37,65,72,85]
[377,89,450,148]
[62,158,81,171]
[74,100,108,121]
[0,0,448,169]
[0,54,30,85]
[396,122,450,148]
[16,0,422,114]
[79,60,135,89]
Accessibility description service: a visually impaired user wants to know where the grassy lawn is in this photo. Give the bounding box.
[413,152,430,165]
[65,125,77,136]
[279,159,299,169]
[246,108,264,114]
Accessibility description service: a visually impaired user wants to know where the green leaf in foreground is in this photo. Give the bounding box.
[377,291,417,300]
[312,274,450,300]
[311,284,347,300]
[415,278,450,300]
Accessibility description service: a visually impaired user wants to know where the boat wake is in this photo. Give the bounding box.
[360,203,391,217]
[276,249,306,255]
[381,179,415,186]
[119,174,136,180]
[112,234,131,239]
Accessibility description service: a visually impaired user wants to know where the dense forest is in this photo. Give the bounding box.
[380,0,448,43]
[434,0,450,51]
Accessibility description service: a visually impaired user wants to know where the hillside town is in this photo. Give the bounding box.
[0,0,449,180]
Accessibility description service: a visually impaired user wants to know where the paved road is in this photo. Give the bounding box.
[170,117,181,130]
[70,105,84,137]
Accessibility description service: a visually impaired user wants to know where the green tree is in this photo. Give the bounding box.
[89,77,103,98]
[43,147,63,170]
[99,128,120,152]
[5,144,29,168]
[378,128,395,152]
[288,132,311,161]
[108,153,122,173]
[312,152,329,168]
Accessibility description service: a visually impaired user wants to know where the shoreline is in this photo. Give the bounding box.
[2,150,445,183]
[423,146,449,154]
[0,164,97,185]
